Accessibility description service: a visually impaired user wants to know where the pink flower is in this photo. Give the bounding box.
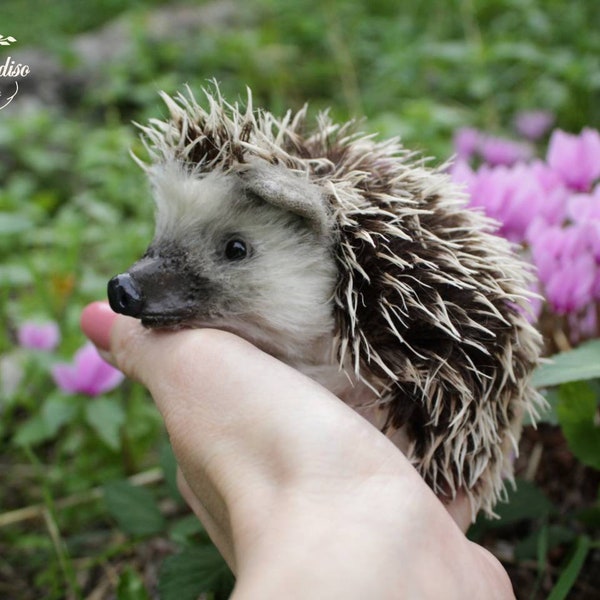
[453,127,481,160]
[514,110,554,141]
[451,121,600,328]
[529,160,564,194]
[528,223,564,282]
[479,136,533,167]
[586,220,600,261]
[528,160,569,225]
[448,159,475,192]
[52,343,124,396]
[544,255,596,314]
[567,185,600,223]
[547,128,600,191]
[529,220,600,315]
[467,164,545,242]
[18,321,60,351]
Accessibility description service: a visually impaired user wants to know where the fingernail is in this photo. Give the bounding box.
[81,301,117,352]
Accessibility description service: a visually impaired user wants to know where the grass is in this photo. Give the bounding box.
[1,1,599,598]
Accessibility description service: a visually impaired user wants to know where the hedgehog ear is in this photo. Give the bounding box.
[237,162,332,236]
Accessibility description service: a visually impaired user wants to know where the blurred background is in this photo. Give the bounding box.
[1,1,599,598]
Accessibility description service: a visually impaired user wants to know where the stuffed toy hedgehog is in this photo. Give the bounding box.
[108,85,542,518]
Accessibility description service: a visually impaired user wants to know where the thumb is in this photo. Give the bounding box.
[80,300,165,387]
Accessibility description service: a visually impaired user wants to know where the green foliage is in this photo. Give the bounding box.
[1,0,599,597]
[85,397,126,451]
[158,546,235,600]
[117,568,151,600]
[495,479,556,524]
[514,524,575,562]
[103,480,165,537]
[546,536,592,600]
[13,391,78,446]
[556,382,600,470]
[468,479,555,540]
[159,441,183,503]
[1,0,169,43]
[533,339,600,388]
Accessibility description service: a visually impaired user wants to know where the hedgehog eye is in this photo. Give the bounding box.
[224,238,249,261]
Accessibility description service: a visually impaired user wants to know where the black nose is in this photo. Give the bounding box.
[107,273,144,317]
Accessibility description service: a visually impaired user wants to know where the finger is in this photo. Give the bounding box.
[81,301,118,355]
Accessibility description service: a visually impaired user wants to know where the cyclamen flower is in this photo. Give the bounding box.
[452,129,533,167]
[463,163,563,243]
[528,159,563,193]
[528,222,600,315]
[452,119,600,335]
[448,159,476,191]
[453,127,481,161]
[544,254,596,315]
[467,165,532,241]
[52,343,124,396]
[17,321,60,351]
[567,184,600,224]
[514,110,554,141]
[547,128,600,191]
[479,135,533,167]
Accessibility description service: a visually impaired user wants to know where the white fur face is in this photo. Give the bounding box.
[135,160,338,363]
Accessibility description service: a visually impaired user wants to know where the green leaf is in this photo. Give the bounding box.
[13,414,51,447]
[575,501,600,528]
[160,441,183,503]
[556,382,600,470]
[533,340,600,388]
[117,567,150,600]
[547,536,591,600]
[0,212,34,235]
[536,522,549,577]
[158,545,234,600]
[41,392,77,437]
[494,479,555,525]
[13,393,77,446]
[514,525,575,561]
[525,388,559,426]
[468,479,556,540]
[169,514,206,546]
[103,480,165,537]
[85,397,125,451]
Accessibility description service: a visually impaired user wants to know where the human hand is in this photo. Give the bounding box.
[81,301,514,599]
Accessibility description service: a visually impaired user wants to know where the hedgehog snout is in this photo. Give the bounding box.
[108,273,144,317]
[107,253,220,329]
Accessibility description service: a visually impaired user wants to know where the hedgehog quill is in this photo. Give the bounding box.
[108,85,543,519]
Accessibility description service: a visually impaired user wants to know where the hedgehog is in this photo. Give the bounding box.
[107,84,543,519]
